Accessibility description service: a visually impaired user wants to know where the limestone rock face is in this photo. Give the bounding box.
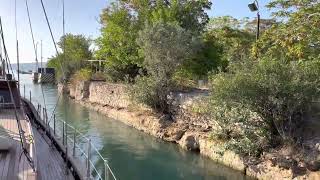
[65,80,320,179]
[75,81,90,101]
[306,160,320,171]
[58,83,69,94]
[316,143,320,152]
[246,160,293,180]
[89,82,130,109]
[198,137,246,172]
[179,132,199,151]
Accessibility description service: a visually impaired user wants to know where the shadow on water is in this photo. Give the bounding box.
[20,74,251,180]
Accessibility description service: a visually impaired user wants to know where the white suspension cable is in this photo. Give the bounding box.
[25,0,47,113]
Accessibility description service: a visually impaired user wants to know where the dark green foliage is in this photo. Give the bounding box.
[210,59,320,155]
[255,0,320,61]
[121,0,212,33]
[47,34,92,81]
[130,75,173,113]
[96,0,212,82]
[96,3,142,82]
[131,22,196,113]
[137,22,196,78]
[210,103,270,156]
[176,38,223,81]
[205,19,256,65]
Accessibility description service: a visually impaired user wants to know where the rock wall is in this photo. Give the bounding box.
[60,81,246,170]
[88,82,130,109]
[66,81,90,101]
[60,81,319,179]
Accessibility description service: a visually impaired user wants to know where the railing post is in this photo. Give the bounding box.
[65,146,69,175]
[45,108,50,134]
[87,139,91,179]
[23,85,25,98]
[104,159,109,180]
[53,114,56,135]
[39,105,42,120]
[62,121,65,145]
[29,91,31,102]
[46,109,49,127]
[43,108,45,122]
[73,130,76,157]
[44,108,48,125]
[65,123,68,149]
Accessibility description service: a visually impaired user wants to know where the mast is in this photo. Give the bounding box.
[15,0,20,87]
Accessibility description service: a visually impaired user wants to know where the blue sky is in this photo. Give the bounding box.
[0,0,272,63]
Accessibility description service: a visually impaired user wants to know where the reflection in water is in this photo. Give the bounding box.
[20,74,250,180]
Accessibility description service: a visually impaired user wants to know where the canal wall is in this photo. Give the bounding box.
[59,81,320,180]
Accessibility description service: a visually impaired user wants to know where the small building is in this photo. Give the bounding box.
[37,67,55,83]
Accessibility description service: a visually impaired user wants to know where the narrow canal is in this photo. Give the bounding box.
[20,74,249,180]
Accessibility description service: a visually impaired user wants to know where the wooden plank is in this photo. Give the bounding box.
[0,101,77,180]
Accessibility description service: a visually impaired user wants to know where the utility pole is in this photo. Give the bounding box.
[248,0,260,41]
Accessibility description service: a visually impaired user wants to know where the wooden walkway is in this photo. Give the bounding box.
[0,109,74,180]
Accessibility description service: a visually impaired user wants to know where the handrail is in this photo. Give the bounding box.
[27,90,117,180]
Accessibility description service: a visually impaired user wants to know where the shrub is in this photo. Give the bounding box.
[104,64,141,83]
[210,102,270,156]
[209,59,320,155]
[71,68,92,84]
[91,71,106,81]
[137,22,196,78]
[129,75,173,114]
[130,22,197,113]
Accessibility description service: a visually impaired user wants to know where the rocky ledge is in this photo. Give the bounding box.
[59,81,320,179]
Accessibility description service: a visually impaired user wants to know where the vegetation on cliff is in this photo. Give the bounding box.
[50,0,320,175]
[47,34,92,81]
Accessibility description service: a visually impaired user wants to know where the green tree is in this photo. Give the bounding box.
[243,18,277,34]
[122,0,212,33]
[96,0,212,81]
[204,17,256,66]
[210,59,320,155]
[256,0,320,61]
[137,22,195,78]
[131,22,196,113]
[96,3,142,82]
[47,34,92,81]
[206,16,242,30]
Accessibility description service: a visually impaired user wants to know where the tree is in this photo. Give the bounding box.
[96,0,212,81]
[243,18,277,34]
[210,58,320,155]
[131,22,196,113]
[122,0,212,33]
[206,16,242,30]
[47,34,92,81]
[96,3,142,82]
[137,22,195,78]
[204,16,256,66]
[256,0,320,61]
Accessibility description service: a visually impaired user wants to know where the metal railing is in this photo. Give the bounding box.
[27,89,116,180]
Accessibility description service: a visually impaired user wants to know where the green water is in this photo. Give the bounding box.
[20,74,249,180]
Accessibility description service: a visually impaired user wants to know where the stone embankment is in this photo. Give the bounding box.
[59,81,320,180]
